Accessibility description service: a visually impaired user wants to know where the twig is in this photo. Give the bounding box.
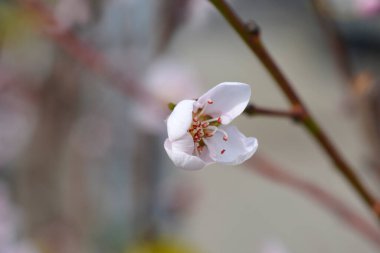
[246,154,380,248]
[244,104,304,121]
[209,0,380,220]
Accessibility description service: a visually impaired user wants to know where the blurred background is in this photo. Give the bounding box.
[1,0,380,252]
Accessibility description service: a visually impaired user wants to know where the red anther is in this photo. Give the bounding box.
[223,136,228,141]
[207,99,214,104]
[217,117,222,123]
[193,117,198,122]
[221,149,226,154]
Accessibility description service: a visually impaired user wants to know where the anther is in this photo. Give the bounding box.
[223,135,228,141]
[207,99,214,104]
[221,149,226,155]
[217,117,222,124]
[202,122,209,128]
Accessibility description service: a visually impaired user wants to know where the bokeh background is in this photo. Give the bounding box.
[1,0,380,252]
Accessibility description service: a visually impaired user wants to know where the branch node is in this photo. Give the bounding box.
[246,20,260,36]
[292,105,307,122]
[244,103,256,115]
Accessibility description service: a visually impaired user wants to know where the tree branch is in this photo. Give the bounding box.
[209,0,380,220]
[246,154,380,248]
[244,104,304,121]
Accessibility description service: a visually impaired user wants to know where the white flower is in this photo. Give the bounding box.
[164,82,258,170]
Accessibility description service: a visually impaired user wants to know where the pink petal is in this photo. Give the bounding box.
[171,133,195,154]
[356,0,380,16]
[205,125,258,165]
[167,100,195,141]
[196,82,251,124]
[164,137,208,170]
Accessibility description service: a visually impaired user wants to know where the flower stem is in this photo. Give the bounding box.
[209,0,380,220]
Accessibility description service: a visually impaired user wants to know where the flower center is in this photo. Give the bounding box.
[188,99,228,156]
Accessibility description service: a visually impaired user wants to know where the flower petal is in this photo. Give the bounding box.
[171,133,195,154]
[164,136,210,170]
[172,133,215,166]
[205,125,258,165]
[167,100,195,141]
[196,82,251,124]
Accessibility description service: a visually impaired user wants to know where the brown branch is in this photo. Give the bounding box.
[246,154,380,248]
[244,103,304,121]
[209,0,380,220]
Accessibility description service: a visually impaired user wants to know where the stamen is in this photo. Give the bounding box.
[221,149,226,155]
[197,106,207,117]
[204,126,228,141]
[205,125,217,135]
[190,128,198,134]
[202,117,221,124]
[196,99,213,117]
[190,99,226,157]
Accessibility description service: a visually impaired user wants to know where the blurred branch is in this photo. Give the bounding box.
[310,0,353,81]
[246,154,380,248]
[312,1,380,188]
[17,0,152,102]
[209,0,380,221]
[155,0,192,54]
